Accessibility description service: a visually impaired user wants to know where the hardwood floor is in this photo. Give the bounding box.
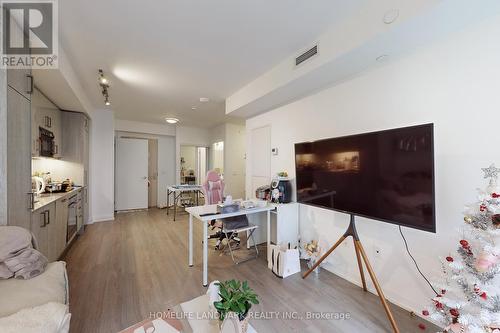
[63,208,439,333]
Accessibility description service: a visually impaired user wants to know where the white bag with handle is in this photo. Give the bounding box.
[268,243,301,278]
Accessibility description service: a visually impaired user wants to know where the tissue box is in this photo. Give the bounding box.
[217,203,240,214]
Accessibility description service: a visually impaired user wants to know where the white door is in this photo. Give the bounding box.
[115,138,149,210]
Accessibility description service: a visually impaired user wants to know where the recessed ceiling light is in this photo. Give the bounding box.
[165,118,179,124]
[199,97,210,103]
[383,9,399,24]
[191,107,197,110]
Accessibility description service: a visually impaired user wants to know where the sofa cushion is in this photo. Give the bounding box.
[0,261,68,317]
[0,302,70,333]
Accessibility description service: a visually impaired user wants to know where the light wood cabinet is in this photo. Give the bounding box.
[31,205,52,259]
[31,89,63,158]
[62,111,89,164]
[7,69,33,101]
[6,85,32,230]
[53,198,68,259]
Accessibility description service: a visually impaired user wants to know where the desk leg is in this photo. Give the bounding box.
[167,190,170,216]
[267,210,271,264]
[246,230,250,250]
[203,220,208,287]
[188,214,193,267]
[174,193,177,221]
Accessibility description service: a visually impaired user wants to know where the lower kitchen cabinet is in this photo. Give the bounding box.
[31,197,68,262]
[53,198,68,260]
[30,203,54,260]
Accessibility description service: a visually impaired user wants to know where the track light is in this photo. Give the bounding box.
[98,69,111,106]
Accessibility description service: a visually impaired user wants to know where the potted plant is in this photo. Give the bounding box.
[213,280,259,333]
[303,240,322,274]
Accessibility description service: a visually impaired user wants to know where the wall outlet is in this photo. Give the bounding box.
[271,148,278,156]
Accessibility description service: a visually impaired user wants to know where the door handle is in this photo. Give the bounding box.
[26,74,34,94]
[28,192,34,210]
[40,212,46,227]
[45,211,50,225]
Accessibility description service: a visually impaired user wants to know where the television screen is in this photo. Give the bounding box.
[295,124,435,232]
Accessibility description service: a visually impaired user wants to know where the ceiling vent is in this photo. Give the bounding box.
[295,45,318,66]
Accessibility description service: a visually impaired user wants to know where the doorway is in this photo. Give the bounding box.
[211,141,224,176]
[115,135,165,211]
[180,145,208,185]
[115,137,149,210]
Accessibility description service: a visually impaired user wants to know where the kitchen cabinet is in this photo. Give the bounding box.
[30,203,55,259]
[6,85,33,229]
[76,189,83,233]
[61,111,89,164]
[7,69,33,101]
[31,89,62,158]
[53,198,69,260]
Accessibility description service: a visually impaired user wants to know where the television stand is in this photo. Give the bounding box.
[302,215,400,333]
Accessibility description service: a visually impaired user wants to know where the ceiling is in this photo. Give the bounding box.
[57,0,365,127]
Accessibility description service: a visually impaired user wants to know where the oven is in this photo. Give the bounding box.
[39,127,55,157]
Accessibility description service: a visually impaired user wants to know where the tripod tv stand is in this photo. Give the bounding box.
[302,214,400,333]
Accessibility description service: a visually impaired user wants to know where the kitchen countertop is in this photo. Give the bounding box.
[32,186,85,212]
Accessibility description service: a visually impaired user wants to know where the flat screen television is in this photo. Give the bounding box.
[294,124,435,233]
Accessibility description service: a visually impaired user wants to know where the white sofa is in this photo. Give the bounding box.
[0,261,71,333]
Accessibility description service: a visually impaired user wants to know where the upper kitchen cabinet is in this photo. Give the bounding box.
[7,69,33,101]
[62,111,89,167]
[31,88,63,158]
[5,12,33,101]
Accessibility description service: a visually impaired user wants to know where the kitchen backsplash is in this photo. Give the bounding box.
[32,158,84,186]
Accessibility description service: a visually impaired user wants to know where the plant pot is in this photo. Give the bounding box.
[220,306,251,333]
[307,258,320,275]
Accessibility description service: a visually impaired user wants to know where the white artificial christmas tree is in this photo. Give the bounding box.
[422,164,500,333]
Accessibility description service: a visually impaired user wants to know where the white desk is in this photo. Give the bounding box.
[185,204,275,286]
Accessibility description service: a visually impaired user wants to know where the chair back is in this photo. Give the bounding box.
[202,170,224,205]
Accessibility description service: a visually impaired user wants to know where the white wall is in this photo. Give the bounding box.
[90,110,115,222]
[245,15,500,317]
[224,124,246,199]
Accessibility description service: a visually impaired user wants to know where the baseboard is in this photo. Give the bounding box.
[91,215,115,223]
[320,264,438,326]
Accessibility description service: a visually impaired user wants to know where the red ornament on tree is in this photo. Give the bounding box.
[422,310,429,316]
[450,309,460,317]
[446,256,454,262]
[480,292,487,300]
[480,204,487,212]
[492,193,500,198]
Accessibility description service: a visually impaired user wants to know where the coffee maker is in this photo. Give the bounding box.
[270,177,292,203]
